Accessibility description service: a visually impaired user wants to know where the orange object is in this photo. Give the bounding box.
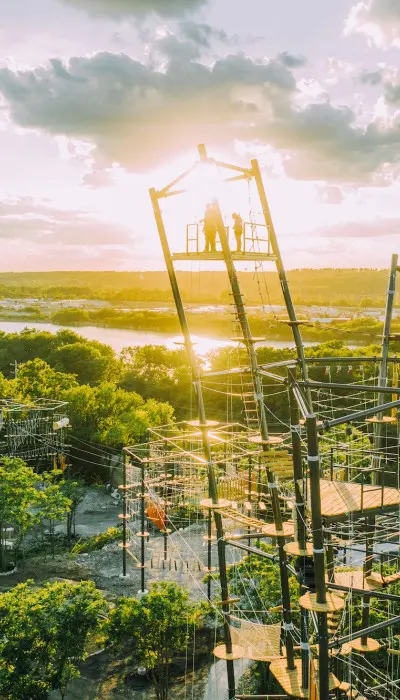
[146,500,165,530]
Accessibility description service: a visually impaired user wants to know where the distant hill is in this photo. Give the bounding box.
[0,269,397,307]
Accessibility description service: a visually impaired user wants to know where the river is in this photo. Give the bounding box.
[0,320,316,358]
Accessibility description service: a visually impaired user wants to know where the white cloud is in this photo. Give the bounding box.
[345,0,400,48]
[0,48,399,185]
[0,197,133,246]
[58,0,206,18]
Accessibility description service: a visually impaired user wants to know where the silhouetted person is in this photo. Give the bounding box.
[202,204,217,253]
[232,213,243,253]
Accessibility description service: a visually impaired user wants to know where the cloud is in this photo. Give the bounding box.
[179,21,230,48]
[0,49,399,184]
[359,69,383,85]
[319,217,400,238]
[0,197,133,246]
[277,51,307,68]
[58,0,206,18]
[345,0,400,47]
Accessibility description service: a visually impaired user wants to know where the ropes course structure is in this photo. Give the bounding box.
[122,144,400,700]
[0,398,69,467]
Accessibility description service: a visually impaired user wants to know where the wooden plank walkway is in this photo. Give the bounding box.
[316,479,400,520]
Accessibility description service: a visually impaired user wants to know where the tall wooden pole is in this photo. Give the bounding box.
[251,159,312,412]
[306,416,329,700]
[373,254,398,479]
[197,144,295,670]
[150,187,236,699]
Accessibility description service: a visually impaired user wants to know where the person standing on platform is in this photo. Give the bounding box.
[202,204,217,252]
[232,213,243,253]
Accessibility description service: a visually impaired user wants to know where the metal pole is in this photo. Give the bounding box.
[150,186,236,699]
[288,368,309,691]
[373,253,398,479]
[306,416,329,700]
[329,614,400,648]
[140,459,146,593]
[207,511,212,601]
[198,143,295,672]
[251,158,312,411]
[122,449,127,577]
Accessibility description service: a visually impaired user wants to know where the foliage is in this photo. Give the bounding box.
[0,579,107,699]
[105,581,204,700]
[0,458,43,571]
[71,526,123,554]
[48,342,112,385]
[14,358,78,399]
[226,543,299,623]
[62,381,174,448]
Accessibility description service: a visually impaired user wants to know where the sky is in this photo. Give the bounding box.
[0,0,399,271]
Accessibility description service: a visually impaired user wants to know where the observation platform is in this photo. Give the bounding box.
[172,251,277,262]
[173,221,276,262]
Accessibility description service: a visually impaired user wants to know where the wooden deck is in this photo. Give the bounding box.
[314,479,400,521]
[332,569,384,591]
[172,251,277,261]
[270,658,340,698]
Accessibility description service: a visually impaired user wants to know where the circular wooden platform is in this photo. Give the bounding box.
[262,521,295,538]
[229,336,267,344]
[284,541,314,557]
[186,419,220,428]
[200,498,231,509]
[299,591,345,613]
[366,416,397,424]
[341,637,381,654]
[248,435,284,446]
[213,644,244,660]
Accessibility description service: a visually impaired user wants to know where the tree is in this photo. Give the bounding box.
[14,358,78,399]
[105,582,203,700]
[0,458,43,572]
[60,478,86,548]
[63,382,174,448]
[0,579,107,699]
[40,472,72,558]
[48,342,111,385]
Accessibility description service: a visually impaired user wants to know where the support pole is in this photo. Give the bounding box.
[373,253,398,479]
[288,369,309,690]
[251,159,312,412]
[306,416,329,700]
[138,458,146,594]
[150,186,236,699]
[122,449,127,578]
[198,143,295,672]
[207,511,212,601]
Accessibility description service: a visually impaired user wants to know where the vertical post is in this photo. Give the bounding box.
[288,369,309,690]
[306,416,329,700]
[251,158,312,412]
[163,457,168,561]
[207,510,212,601]
[122,449,127,578]
[373,254,398,480]
[150,186,236,699]
[140,459,146,594]
[198,144,295,670]
[247,456,252,546]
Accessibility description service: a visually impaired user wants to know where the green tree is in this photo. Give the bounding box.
[40,473,72,558]
[105,582,203,700]
[60,478,86,548]
[48,342,110,385]
[0,458,43,572]
[0,579,107,699]
[14,358,78,399]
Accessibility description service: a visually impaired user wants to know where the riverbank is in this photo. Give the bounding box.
[0,306,396,349]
